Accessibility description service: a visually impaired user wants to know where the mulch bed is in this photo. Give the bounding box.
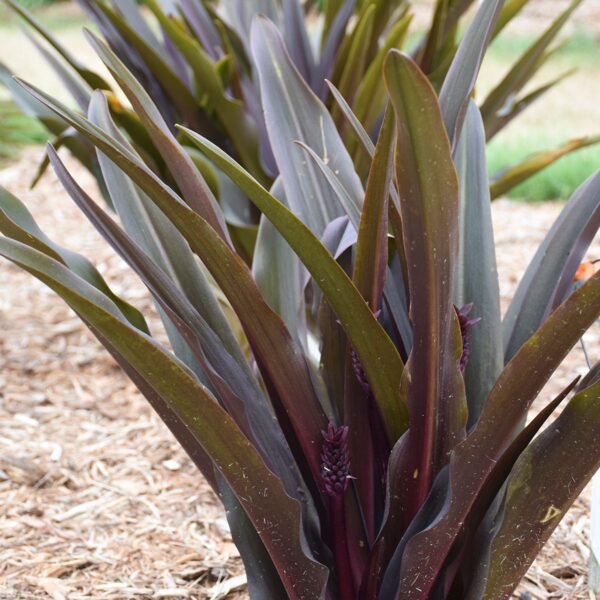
[0,148,598,599]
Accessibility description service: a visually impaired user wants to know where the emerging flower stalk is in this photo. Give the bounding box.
[455,303,482,373]
[321,423,355,597]
[351,349,372,398]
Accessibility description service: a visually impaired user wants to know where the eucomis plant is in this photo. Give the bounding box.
[1,1,599,598]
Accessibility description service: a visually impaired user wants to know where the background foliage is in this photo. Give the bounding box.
[2,1,600,200]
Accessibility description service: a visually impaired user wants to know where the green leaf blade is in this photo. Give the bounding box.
[473,379,600,599]
[182,127,409,443]
[251,16,363,236]
[384,49,463,513]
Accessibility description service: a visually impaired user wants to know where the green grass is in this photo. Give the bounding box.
[487,134,600,201]
[0,100,48,164]
[487,28,599,66]
[16,0,57,6]
[0,2,85,30]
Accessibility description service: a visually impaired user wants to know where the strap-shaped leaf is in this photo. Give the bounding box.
[384,50,462,511]
[485,69,575,141]
[84,31,230,242]
[0,185,147,332]
[379,376,578,598]
[24,29,92,112]
[326,80,413,356]
[114,0,161,50]
[17,79,330,488]
[48,148,324,538]
[90,0,204,128]
[418,0,469,77]
[92,326,217,491]
[144,0,266,183]
[314,0,356,98]
[179,0,222,60]
[395,270,600,600]
[323,0,346,40]
[490,135,600,199]
[295,141,362,229]
[29,126,104,201]
[364,1,407,64]
[447,372,578,595]
[253,179,306,339]
[327,79,375,157]
[481,0,583,136]
[181,128,409,443]
[281,0,316,85]
[0,237,329,599]
[352,14,412,140]
[492,0,529,38]
[330,3,375,124]
[251,16,364,236]
[439,0,504,147]
[98,321,276,600]
[352,107,395,311]
[0,62,66,136]
[93,83,308,590]
[78,0,195,139]
[339,108,396,540]
[220,0,280,46]
[87,92,245,367]
[215,473,289,600]
[503,171,600,361]
[324,80,407,258]
[470,378,600,599]
[455,101,502,425]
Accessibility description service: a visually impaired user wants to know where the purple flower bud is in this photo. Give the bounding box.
[350,309,381,396]
[351,349,372,396]
[455,303,482,374]
[321,423,351,497]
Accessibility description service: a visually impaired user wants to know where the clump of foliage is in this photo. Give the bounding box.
[1,0,598,211]
[0,1,599,599]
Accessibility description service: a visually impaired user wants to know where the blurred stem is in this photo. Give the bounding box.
[330,494,356,599]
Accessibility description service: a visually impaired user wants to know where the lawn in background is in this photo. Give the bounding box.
[0,101,47,164]
[481,28,600,200]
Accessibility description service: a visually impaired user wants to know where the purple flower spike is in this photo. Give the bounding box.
[455,303,482,374]
[321,423,351,497]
